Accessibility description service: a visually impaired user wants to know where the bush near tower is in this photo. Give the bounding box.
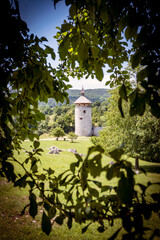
[68,132,78,142]
[51,127,65,140]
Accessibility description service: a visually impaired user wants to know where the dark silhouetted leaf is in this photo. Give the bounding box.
[95,62,104,81]
[67,214,73,229]
[82,222,92,234]
[29,193,38,218]
[88,186,99,197]
[61,23,73,32]
[119,84,128,101]
[14,174,27,188]
[33,140,40,149]
[97,226,105,233]
[118,97,124,118]
[55,214,65,225]
[48,207,56,219]
[117,175,133,206]
[108,227,121,240]
[42,211,52,235]
[69,4,76,18]
[109,148,124,161]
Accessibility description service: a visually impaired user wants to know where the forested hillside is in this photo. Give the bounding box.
[39,88,110,108]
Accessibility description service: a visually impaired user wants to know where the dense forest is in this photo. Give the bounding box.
[37,88,110,135]
[39,88,110,108]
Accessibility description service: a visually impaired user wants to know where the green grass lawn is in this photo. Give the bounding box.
[0,139,160,240]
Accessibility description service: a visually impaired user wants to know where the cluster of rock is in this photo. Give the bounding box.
[48,146,84,156]
[49,146,62,154]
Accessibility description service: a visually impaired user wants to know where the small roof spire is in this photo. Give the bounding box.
[81,86,85,96]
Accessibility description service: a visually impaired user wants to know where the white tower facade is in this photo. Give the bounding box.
[74,88,92,136]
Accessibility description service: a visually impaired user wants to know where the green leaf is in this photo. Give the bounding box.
[108,227,121,240]
[45,45,55,60]
[92,180,102,188]
[70,162,76,173]
[48,207,56,219]
[3,161,16,182]
[91,46,99,58]
[36,174,46,181]
[33,140,40,149]
[129,92,145,116]
[42,211,52,235]
[88,154,102,178]
[151,193,160,202]
[118,97,124,118]
[71,35,79,50]
[131,52,142,69]
[97,226,105,233]
[48,167,55,176]
[117,175,133,206]
[7,114,15,127]
[82,222,92,234]
[55,214,65,225]
[109,147,124,161]
[80,161,88,191]
[88,186,99,197]
[14,175,27,188]
[137,68,148,82]
[106,164,116,180]
[101,185,110,193]
[69,4,76,18]
[82,24,95,34]
[75,153,83,162]
[87,145,104,158]
[41,36,48,42]
[67,214,73,229]
[125,26,137,41]
[59,35,70,60]
[122,215,132,232]
[119,84,128,101]
[78,42,88,61]
[95,62,104,81]
[61,23,73,32]
[29,193,38,218]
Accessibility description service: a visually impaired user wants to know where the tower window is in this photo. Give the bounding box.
[80,117,83,120]
[83,110,86,113]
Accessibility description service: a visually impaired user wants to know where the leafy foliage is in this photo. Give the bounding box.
[54,0,160,118]
[0,0,70,154]
[1,0,160,239]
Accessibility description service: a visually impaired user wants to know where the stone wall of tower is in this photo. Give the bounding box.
[75,106,92,136]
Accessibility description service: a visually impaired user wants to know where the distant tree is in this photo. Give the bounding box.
[52,127,65,140]
[92,101,101,108]
[68,132,78,142]
[39,105,53,115]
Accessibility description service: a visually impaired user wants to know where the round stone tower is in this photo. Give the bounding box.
[74,87,92,136]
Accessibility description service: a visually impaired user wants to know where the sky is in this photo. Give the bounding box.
[19,0,110,89]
